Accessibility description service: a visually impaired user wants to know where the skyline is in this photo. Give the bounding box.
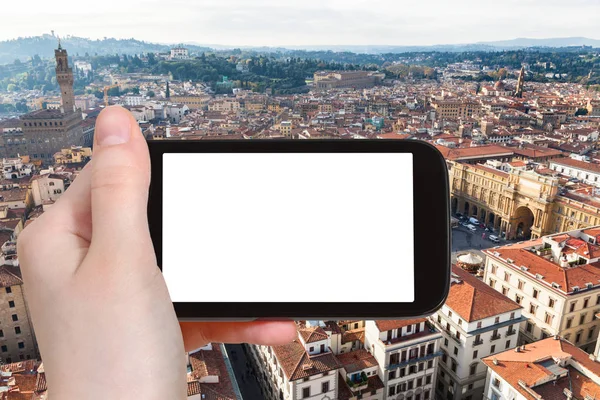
[1,0,600,47]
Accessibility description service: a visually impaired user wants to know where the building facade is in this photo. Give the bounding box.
[365,319,442,400]
[484,227,600,353]
[430,267,524,400]
[0,266,39,364]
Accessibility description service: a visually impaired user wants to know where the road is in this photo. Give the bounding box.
[224,343,265,400]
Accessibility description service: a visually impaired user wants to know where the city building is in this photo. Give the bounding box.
[483,226,600,352]
[170,47,189,60]
[186,343,241,400]
[248,323,342,400]
[365,319,442,400]
[53,146,92,165]
[549,157,600,186]
[431,99,480,120]
[30,173,68,206]
[0,265,39,363]
[124,94,144,107]
[10,44,86,163]
[169,95,211,110]
[482,337,600,400]
[0,360,47,398]
[430,266,524,400]
[2,157,33,180]
[314,71,382,90]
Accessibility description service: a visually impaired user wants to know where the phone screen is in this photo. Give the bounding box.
[162,153,414,303]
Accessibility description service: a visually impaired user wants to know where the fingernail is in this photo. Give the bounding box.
[96,106,132,147]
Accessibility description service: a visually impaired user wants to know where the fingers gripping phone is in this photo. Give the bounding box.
[147,139,450,320]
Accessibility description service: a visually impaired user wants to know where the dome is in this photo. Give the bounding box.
[494,80,505,90]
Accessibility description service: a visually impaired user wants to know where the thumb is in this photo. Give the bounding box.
[88,106,153,259]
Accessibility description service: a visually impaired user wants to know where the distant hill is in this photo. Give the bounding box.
[477,37,600,48]
[1,35,599,64]
[0,34,212,64]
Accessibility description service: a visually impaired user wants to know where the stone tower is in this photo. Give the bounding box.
[54,40,75,114]
[515,66,525,98]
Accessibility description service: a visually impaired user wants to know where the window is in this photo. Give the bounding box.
[451,359,457,372]
[426,374,432,384]
[400,367,406,377]
[545,313,553,325]
[526,322,533,333]
[389,386,396,396]
[491,345,496,353]
[425,390,430,400]
[549,298,555,308]
[6,287,11,294]
[389,370,396,380]
[419,363,424,372]
[17,342,24,349]
[570,302,576,313]
[302,387,310,398]
[477,321,482,329]
[444,338,448,347]
[495,317,500,324]
[1,345,6,353]
[567,318,573,329]
[14,327,20,335]
[576,332,582,343]
[502,287,508,295]
[506,340,511,349]
[427,360,433,369]
[470,364,477,375]
[596,295,600,306]
[589,327,596,340]
[584,298,590,308]
[473,350,478,359]
[322,381,329,393]
[0,330,3,338]
[533,288,539,299]
[518,280,524,290]
[11,314,18,322]
[458,319,462,326]
[580,314,586,325]
[417,377,423,387]
[510,312,515,320]
[8,301,14,308]
[407,325,413,333]
[489,279,495,288]
[504,272,510,282]
[453,347,458,356]
[529,304,537,315]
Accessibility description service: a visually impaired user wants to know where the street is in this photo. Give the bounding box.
[451,224,515,264]
[225,343,265,400]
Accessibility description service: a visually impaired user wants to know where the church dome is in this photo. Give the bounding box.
[494,80,505,90]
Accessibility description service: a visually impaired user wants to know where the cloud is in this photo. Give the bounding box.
[0,0,598,46]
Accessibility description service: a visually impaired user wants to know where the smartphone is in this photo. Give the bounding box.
[147,139,450,320]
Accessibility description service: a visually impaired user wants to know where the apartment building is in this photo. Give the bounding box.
[365,319,442,400]
[0,266,38,363]
[248,323,342,400]
[483,226,600,352]
[186,343,240,399]
[482,336,600,400]
[431,99,480,120]
[549,157,600,186]
[430,266,524,400]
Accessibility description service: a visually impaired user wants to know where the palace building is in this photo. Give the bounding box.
[0,43,88,162]
[449,158,600,240]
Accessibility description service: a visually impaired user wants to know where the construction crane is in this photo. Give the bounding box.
[103,83,119,107]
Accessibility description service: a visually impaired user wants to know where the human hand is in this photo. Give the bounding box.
[17,106,296,399]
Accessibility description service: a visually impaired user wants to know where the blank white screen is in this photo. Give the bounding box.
[162,153,414,302]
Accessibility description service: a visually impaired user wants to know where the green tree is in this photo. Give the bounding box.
[165,81,170,98]
[6,84,16,92]
[147,90,156,98]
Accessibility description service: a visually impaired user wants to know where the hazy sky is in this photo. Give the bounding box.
[1,0,599,46]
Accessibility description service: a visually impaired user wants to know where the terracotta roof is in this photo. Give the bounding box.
[187,344,237,400]
[447,266,521,322]
[336,349,378,373]
[551,157,600,174]
[342,328,365,345]
[485,246,600,293]
[374,319,427,332]
[298,326,328,344]
[434,145,513,161]
[483,337,600,400]
[272,340,342,381]
[0,266,22,288]
[338,373,384,400]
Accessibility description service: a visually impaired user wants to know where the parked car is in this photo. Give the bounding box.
[469,217,480,225]
[467,224,477,232]
[489,235,500,243]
